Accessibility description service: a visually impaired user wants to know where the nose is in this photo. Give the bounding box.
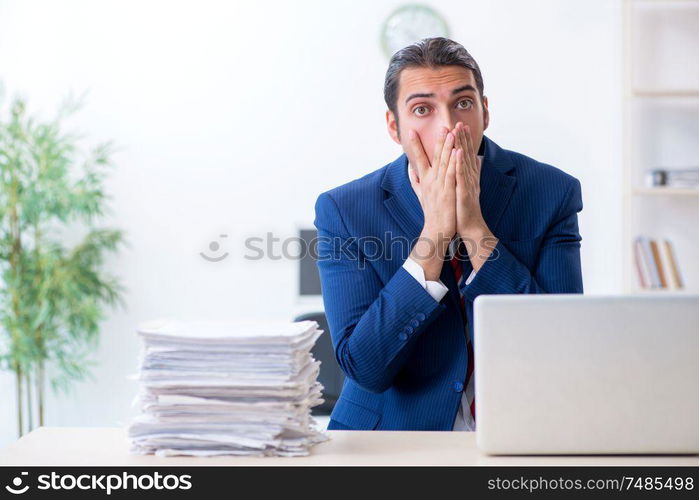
[437,106,459,134]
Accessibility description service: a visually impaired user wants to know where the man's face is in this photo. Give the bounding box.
[386,65,489,162]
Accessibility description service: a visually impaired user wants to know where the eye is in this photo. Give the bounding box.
[457,99,473,110]
[413,105,430,116]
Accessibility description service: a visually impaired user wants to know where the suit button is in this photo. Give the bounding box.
[453,381,464,392]
[404,326,414,335]
[416,313,425,321]
[399,332,408,341]
[409,319,419,328]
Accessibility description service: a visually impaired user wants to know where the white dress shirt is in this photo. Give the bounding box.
[402,155,483,431]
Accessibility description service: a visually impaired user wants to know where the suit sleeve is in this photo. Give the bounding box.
[462,177,584,301]
[313,192,447,394]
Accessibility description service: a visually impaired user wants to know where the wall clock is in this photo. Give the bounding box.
[381,4,450,59]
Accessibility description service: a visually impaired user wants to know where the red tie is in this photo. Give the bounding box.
[448,237,476,422]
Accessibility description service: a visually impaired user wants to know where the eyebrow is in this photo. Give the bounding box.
[404,85,477,105]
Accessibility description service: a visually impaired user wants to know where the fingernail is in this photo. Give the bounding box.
[408,129,415,139]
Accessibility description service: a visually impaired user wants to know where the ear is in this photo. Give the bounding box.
[386,110,401,145]
[482,95,490,131]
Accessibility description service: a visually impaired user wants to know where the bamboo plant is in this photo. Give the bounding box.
[0,91,126,437]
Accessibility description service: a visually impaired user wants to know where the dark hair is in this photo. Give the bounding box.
[383,37,484,128]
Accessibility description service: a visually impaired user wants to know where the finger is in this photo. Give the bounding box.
[455,146,465,186]
[407,129,429,178]
[456,124,471,172]
[454,149,463,201]
[464,125,478,174]
[431,127,448,172]
[438,131,455,184]
[454,122,467,153]
[407,129,430,180]
[450,122,463,152]
[445,147,457,189]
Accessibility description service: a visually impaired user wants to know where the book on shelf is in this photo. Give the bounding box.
[663,239,684,290]
[633,236,684,290]
[646,168,699,189]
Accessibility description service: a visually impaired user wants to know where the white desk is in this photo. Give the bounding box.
[1,427,698,466]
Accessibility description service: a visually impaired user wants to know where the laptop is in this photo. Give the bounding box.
[473,294,699,455]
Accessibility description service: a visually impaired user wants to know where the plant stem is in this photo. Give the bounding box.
[15,362,24,437]
[30,223,41,432]
[25,369,33,432]
[9,162,25,437]
[38,361,45,427]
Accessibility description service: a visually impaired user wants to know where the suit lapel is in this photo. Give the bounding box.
[381,153,423,240]
[478,136,517,240]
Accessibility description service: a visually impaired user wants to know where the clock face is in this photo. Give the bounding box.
[381,5,450,59]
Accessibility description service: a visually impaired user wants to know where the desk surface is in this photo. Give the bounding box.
[1,427,698,466]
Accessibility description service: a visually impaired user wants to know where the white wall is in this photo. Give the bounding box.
[0,0,623,446]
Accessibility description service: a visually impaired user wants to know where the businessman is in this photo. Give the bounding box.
[313,37,583,431]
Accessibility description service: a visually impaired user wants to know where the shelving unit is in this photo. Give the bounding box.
[622,0,699,294]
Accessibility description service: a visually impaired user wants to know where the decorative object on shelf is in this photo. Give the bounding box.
[634,236,684,290]
[380,4,450,59]
[645,168,699,188]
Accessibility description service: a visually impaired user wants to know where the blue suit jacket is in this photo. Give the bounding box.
[313,135,583,431]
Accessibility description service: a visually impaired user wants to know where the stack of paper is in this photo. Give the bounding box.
[128,318,329,457]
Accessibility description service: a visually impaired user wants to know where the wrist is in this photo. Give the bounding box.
[420,226,453,255]
[457,220,490,242]
[458,223,497,258]
[410,231,450,281]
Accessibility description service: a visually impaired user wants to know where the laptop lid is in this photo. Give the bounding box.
[474,294,699,455]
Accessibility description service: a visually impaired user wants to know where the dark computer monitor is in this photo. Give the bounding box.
[298,228,321,296]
